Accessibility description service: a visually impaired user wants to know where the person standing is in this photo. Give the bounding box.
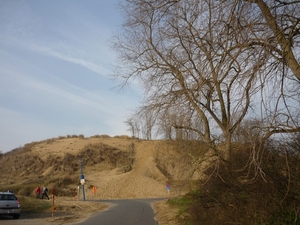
[41,185,50,200]
[35,185,41,198]
[166,183,171,199]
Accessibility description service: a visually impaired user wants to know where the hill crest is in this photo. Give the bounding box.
[0,135,199,199]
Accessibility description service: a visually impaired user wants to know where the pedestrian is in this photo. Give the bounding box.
[35,185,41,198]
[41,185,50,200]
[166,182,171,199]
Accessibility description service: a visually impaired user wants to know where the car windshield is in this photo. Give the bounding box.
[0,194,17,200]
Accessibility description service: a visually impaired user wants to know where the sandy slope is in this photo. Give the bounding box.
[18,138,177,225]
[1,137,184,224]
[86,141,168,199]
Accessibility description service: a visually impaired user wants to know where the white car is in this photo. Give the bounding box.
[0,192,21,219]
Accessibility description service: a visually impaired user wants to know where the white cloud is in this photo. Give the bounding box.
[29,45,111,77]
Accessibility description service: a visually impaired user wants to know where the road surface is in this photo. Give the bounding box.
[0,198,164,225]
[72,199,162,225]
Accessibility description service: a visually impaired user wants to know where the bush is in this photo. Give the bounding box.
[179,143,300,225]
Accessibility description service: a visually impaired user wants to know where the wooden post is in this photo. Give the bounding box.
[51,188,56,217]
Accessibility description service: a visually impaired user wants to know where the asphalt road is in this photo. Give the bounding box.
[0,198,164,225]
[72,198,163,225]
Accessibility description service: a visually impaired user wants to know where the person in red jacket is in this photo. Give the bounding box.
[35,185,41,199]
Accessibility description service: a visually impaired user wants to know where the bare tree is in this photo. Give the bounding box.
[125,117,138,138]
[252,0,300,80]
[126,107,156,140]
[112,0,300,165]
[234,0,300,142]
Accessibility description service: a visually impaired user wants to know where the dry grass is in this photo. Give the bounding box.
[3,136,295,224]
[19,195,109,224]
[0,135,206,224]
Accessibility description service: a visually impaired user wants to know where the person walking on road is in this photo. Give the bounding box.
[42,185,50,200]
[35,185,41,198]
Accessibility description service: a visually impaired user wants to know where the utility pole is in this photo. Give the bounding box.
[79,160,86,201]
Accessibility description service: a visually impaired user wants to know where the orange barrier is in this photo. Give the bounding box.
[92,186,97,198]
[52,188,57,217]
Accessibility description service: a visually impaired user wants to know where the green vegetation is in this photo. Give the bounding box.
[169,196,192,215]
[266,210,300,225]
[168,191,199,225]
[19,196,52,214]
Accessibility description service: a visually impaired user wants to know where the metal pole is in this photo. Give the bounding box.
[82,183,85,201]
[77,186,80,201]
[79,160,86,201]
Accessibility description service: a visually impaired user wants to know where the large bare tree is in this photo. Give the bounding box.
[237,0,300,138]
[112,0,300,164]
[253,0,300,80]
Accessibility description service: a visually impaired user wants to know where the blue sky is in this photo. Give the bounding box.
[0,0,141,152]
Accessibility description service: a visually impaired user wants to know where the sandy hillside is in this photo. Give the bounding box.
[6,136,186,199]
[87,141,168,199]
[0,136,195,199]
[0,136,191,224]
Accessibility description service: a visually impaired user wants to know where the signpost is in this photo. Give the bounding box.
[79,160,86,201]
